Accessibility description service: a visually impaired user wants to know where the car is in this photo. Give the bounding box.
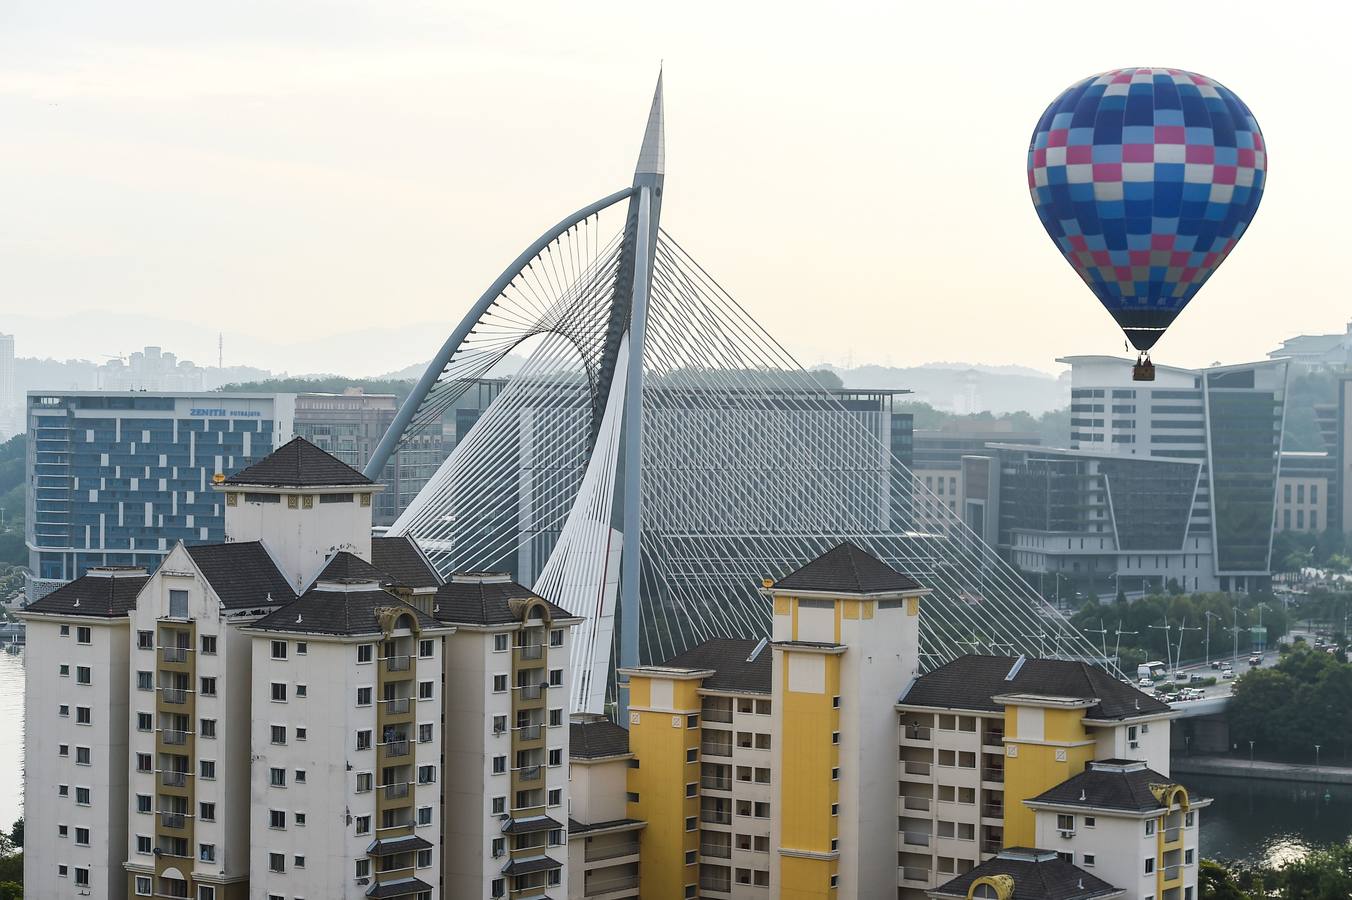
[1210,660,1222,669]
[1189,674,1206,685]
[1174,671,1189,682]
[1137,677,1154,689]
[1221,669,1234,679]
[1248,655,1262,666]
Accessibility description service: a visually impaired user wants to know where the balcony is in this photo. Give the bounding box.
[902,726,932,741]
[585,872,640,894]
[1164,865,1181,882]
[161,647,190,664]
[983,731,1005,747]
[160,771,190,788]
[982,768,1005,784]
[901,831,931,848]
[383,698,411,715]
[384,782,410,800]
[902,796,931,812]
[161,730,190,746]
[516,765,541,783]
[700,841,732,859]
[584,839,641,863]
[518,684,544,701]
[699,875,732,894]
[160,688,188,705]
[701,775,732,792]
[981,804,1004,820]
[159,811,187,830]
[700,808,732,826]
[515,724,542,742]
[900,866,930,884]
[516,644,543,660]
[983,839,1003,855]
[701,703,734,724]
[902,761,931,776]
[384,655,411,672]
[1165,827,1181,844]
[701,741,732,759]
[382,741,410,759]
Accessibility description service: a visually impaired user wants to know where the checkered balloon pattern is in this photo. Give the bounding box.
[1028,68,1266,351]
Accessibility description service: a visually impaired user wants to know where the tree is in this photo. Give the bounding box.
[1199,859,1251,900]
[8,819,20,849]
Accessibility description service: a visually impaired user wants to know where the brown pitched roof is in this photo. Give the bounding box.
[773,541,922,594]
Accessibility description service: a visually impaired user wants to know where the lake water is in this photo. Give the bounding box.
[0,648,1349,864]
[0,650,23,831]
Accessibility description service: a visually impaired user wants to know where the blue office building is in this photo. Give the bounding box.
[25,391,293,601]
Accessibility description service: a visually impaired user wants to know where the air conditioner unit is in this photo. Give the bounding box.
[1059,829,1075,839]
[1129,740,1141,750]
[356,878,370,885]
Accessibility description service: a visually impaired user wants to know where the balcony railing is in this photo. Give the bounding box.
[161,730,189,745]
[699,876,732,893]
[902,726,932,741]
[900,866,930,883]
[518,684,544,701]
[982,768,1005,784]
[981,805,1004,820]
[160,770,190,788]
[382,740,410,758]
[701,742,732,758]
[585,873,641,894]
[701,776,732,791]
[983,732,1005,746]
[160,688,189,705]
[903,761,931,776]
[584,841,641,863]
[516,765,541,782]
[515,724,542,741]
[983,839,1003,855]
[161,647,189,664]
[384,782,410,800]
[1164,865,1181,882]
[159,812,187,829]
[902,831,931,847]
[700,842,732,859]
[383,655,411,672]
[1165,827,1181,844]
[516,644,543,660]
[902,796,931,812]
[383,698,411,715]
[700,808,732,825]
[702,706,734,724]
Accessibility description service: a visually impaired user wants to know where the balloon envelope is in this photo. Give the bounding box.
[1028,68,1266,351]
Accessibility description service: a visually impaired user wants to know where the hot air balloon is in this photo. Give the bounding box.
[1028,68,1266,380]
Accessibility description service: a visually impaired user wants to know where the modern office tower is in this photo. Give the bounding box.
[910,422,1040,530]
[1025,760,1210,900]
[0,332,15,438]
[21,567,147,900]
[567,714,643,900]
[293,389,445,527]
[243,553,452,899]
[98,348,206,393]
[437,572,581,900]
[1267,320,1352,373]
[895,655,1177,900]
[963,356,1288,598]
[23,390,293,602]
[622,543,930,900]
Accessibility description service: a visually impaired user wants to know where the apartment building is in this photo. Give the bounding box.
[243,552,452,899]
[567,715,643,900]
[22,567,147,900]
[438,572,582,900]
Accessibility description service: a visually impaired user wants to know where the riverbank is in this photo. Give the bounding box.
[1173,754,1352,785]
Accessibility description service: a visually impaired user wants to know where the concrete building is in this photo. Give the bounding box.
[0,333,16,440]
[23,391,293,602]
[1267,321,1352,373]
[567,715,643,900]
[963,356,1288,597]
[911,422,1040,532]
[1276,451,1332,533]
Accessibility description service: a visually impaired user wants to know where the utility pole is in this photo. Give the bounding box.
[1149,620,1174,672]
[1175,617,1201,669]
[1203,610,1221,668]
[1084,620,1111,667]
[1114,628,1138,667]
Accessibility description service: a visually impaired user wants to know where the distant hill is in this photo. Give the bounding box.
[829,363,1066,416]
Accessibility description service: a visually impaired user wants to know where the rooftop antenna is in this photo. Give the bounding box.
[218,333,224,370]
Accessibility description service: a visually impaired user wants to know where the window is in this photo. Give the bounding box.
[58,704,69,717]
[269,852,285,873]
[417,806,433,826]
[493,756,506,774]
[1145,819,1156,836]
[492,674,508,693]
[200,760,216,779]
[271,640,287,660]
[1057,814,1075,832]
[685,850,697,864]
[493,633,509,652]
[492,796,506,815]
[355,815,371,835]
[355,859,371,878]
[135,875,153,896]
[548,788,562,806]
[549,708,563,727]
[492,714,507,734]
[200,718,217,739]
[420,723,434,743]
[1145,858,1155,874]
[271,725,287,745]
[76,666,91,685]
[549,628,564,647]
[1084,816,1096,827]
[830,803,839,816]
[59,663,70,677]
[830,875,839,888]
[295,812,306,826]
[831,731,840,744]
[491,878,505,898]
[1185,811,1195,827]
[136,671,153,691]
[76,706,91,725]
[136,834,152,854]
[75,826,90,846]
[136,793,151,813]
[269,767,286,787]
[296,727,307,741]
[418,765,436,784]
[1185,849,1195,864]
[357,644,373,663]
[550,668,564,687]
[419,639,434,658]
[1083,853,1096,867]
[199,843,216,862]
[356,772,373,793]
[356,730,372,751]
[418,680,433,700]
[271,682,287,702]
[686,816,697,831]
[75,868,90,887]
[76,626,91,644]
[199,802,216,822]
[200,676,217,697]
[58,824,68,837]
[58,743,68,756]
[75,787,91,805]
[270,809,286,829]
[549,748,563,767]
[417,848,432,868]
[294,854,305,869]
[356,686,372,706]
[137,712,152,731]
[200,634,217,654]
[686,747,698,763]
[136,753,152,773]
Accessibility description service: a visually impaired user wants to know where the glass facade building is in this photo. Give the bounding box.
[24,391,292,602]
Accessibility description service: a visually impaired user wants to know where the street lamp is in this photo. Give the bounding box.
[1249,740,1255,768]
[1315,744,1321,773]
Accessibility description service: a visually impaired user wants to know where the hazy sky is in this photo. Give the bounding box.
[2,1,1347,375]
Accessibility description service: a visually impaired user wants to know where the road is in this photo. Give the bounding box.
[1145,639,1293,707]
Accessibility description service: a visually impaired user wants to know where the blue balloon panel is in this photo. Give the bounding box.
[1028,68,1266,351]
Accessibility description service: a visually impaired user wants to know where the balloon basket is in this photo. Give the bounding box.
[1132,357,1155,382]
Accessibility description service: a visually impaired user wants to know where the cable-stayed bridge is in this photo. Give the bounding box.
[364,73,1109,713]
